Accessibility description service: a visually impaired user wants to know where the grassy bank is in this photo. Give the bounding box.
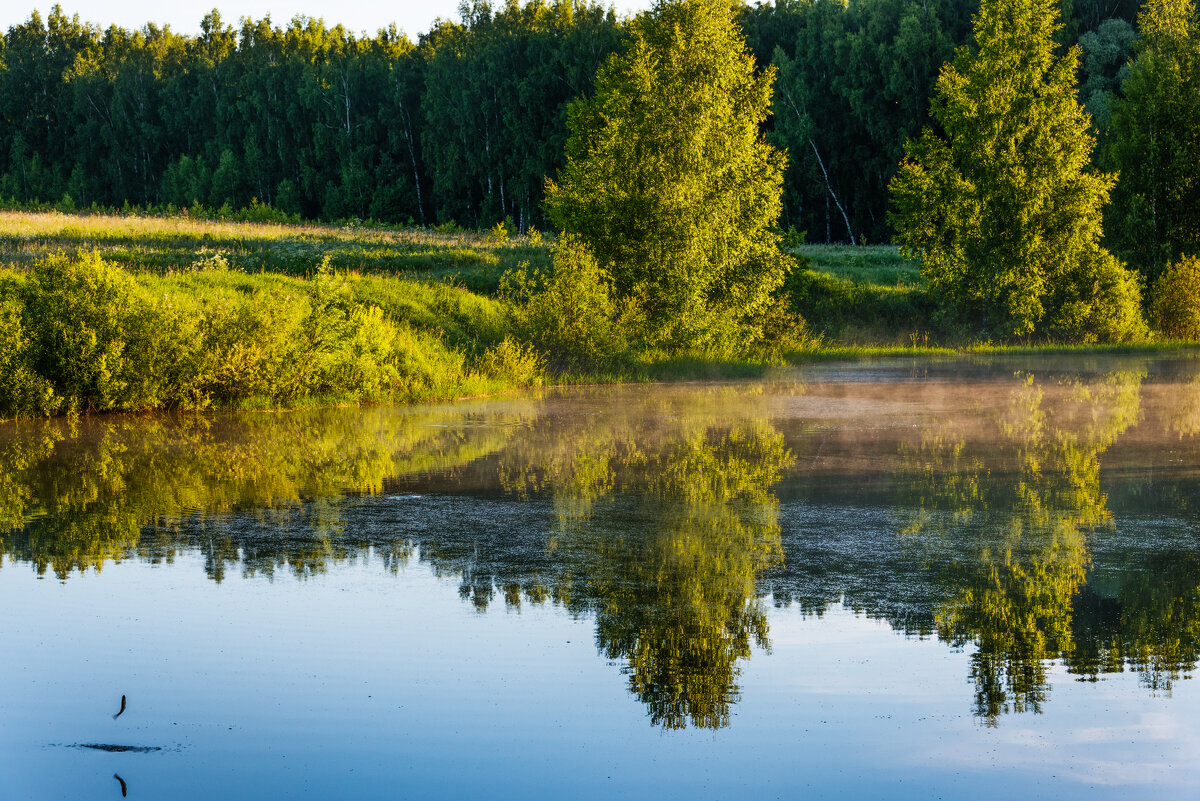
[0,210,1195,419]
[0,251,543,417]
[784,245,936,344]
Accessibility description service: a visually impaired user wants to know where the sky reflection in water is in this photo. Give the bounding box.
[2,353,1200,798]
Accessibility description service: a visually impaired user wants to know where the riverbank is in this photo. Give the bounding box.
[1,210,1195,419]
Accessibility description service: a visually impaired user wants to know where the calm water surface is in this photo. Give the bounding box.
[4,354,1200,798]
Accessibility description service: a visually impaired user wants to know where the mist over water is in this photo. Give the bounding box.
[4,353,1200,798]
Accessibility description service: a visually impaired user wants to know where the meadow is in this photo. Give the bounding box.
[0,209,1192,419]
[0,210,548,292]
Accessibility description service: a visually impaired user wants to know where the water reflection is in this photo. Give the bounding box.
[4,358,1200,728]
[417,390,791,729]
[0,405,525,578]
[896,369,1143,722]
[538,412,789,730]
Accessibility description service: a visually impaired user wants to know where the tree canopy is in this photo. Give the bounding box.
[544,0,793,351]
[1106,0,1200,281]
[0,2,1150,244]
[889,0,1145,341]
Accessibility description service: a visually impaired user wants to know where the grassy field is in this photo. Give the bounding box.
[0,210,545,293]
[784,244,935,344]
[0,209,1194,419]
[0,211,929,344]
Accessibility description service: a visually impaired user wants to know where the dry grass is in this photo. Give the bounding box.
[0,210,550,293]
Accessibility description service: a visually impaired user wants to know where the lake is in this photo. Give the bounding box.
[3,353,1200,799]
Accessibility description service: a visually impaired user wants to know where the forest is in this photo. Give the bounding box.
[0,0,1146,242]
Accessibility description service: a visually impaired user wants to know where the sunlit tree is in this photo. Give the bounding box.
[890,0,1145,342]
[545,0,793,351]
[1107,0,1200,281]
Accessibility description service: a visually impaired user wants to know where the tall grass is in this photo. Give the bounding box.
[0,210,550,293]
[782,245,938,343]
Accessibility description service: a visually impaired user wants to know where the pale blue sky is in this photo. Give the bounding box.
[2,1,656,38]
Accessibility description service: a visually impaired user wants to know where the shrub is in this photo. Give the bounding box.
[4,250,526,415]
[503,235,632,369]
[326,305,405,399]
[1045,251,1148,343]
[1152,255,1200,340]
[25,251,184,411]
[0,282,57,417]
[194,265,416,403]
[235,198,300,225]
[197,290,308,403]
[477,337,545,387]
[301,266,407,400]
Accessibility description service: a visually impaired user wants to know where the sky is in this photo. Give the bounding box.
[1,1,657,39]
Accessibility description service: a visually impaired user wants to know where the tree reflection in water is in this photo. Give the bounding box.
[897,369,1147,723]
[541,416,790,730]
[0,404,525,578]
[0,390,793,730]
[5,363,1200,728]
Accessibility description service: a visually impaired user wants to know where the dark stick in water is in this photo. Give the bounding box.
[113,774,127,797]
[113,695,126,720]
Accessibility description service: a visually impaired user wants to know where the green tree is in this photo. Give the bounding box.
[1107,0,1200,281]
[544,0,793,351]
[890,0,1145,342]
[1077,17,1136,135]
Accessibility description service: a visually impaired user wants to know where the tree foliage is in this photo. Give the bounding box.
[0,3,624,229]
[502,233,631,368]
[889,0,1145,341]
[1151,255,1200,338]
[1107,0,1200,280]
[545,0,792,351]
[0,2,1149,242]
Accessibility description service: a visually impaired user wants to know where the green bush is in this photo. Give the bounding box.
[477,337,545,387]
[234,198,301,225]
[0,279,57,417]
[1151,255,1200,340]
[26,251,184,411]
[196,289,308,402]
[488,220,509,243]
[297,266,407,400]
[1045,251,1148,344]
[503,234,632,369]
[3,252,506,414]
[192,266,413,403]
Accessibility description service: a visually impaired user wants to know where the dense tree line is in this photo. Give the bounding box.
[0,0,1145,237]
[0,2,623,227]
[742,0,1149,245]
